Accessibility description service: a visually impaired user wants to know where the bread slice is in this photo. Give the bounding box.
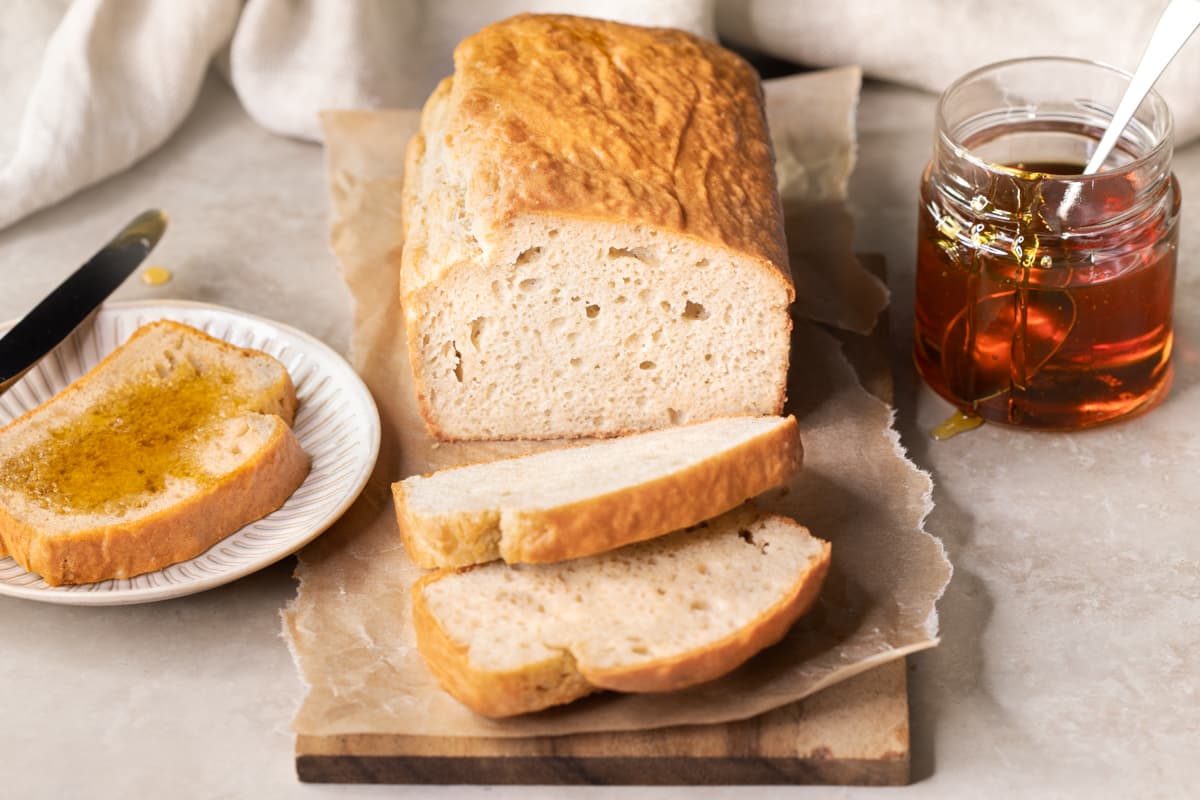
[401,14,793,441]
[0,320,309,585]
[413,505,830,717]
[393,415,800,568]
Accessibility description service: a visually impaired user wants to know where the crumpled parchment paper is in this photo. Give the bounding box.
[284,66,952,737]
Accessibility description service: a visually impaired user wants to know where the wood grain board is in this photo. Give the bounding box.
[296,659,909,785]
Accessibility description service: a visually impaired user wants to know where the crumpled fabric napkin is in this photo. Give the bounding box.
[3,0,1197,231]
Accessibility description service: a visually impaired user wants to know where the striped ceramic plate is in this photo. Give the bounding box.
[0,300,379,605]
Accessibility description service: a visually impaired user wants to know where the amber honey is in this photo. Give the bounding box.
[914,58,1180,430]
[140,265,172,286]
[0,361,242,515]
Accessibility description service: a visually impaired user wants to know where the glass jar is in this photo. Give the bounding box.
[914,57,1179,430]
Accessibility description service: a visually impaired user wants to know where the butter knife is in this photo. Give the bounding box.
[0,209,167,397]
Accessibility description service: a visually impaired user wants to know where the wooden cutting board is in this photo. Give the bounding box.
[296,659,909,785]
[295,255,912,786]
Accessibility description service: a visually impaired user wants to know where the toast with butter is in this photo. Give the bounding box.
[0,320,309,585]
[412,505,831,717]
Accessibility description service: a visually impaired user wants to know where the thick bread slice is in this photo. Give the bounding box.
[393,415,800,568]
[412,506,831,717]
[0,320,309,585]
[402,15,792,441]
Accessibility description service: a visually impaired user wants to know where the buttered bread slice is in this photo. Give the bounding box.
[413,505,831,717]
[393,415,800,568]
[0,320,309,585]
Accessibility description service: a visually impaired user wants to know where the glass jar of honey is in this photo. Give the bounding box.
[914,57,1179,430]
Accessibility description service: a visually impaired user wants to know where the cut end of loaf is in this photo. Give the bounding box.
[406,218,792,441]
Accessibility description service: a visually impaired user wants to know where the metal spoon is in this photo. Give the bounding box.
[1084,0,1200,174]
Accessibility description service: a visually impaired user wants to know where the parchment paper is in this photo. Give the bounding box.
[284,68,952,738]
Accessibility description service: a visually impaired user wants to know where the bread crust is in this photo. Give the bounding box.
[400,13,791,300]
[0,416,308,587]
[392,415,802,568]
[394,486,502,569]
[503,416,801,563]
[411,570,597,717]
[412,514,831,717]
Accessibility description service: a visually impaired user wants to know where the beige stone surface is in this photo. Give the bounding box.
[0,74,1197,798]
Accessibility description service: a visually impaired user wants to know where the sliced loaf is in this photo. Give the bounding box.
[393,415,800,568]
[401,14,793,441]
[413,505,831,717]
[0,320,309,585]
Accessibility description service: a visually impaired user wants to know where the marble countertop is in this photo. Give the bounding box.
[0,75,1195,799]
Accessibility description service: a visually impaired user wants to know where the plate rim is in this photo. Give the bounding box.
[0,299,380,606]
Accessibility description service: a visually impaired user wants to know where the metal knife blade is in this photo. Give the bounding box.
[0,209,167,397]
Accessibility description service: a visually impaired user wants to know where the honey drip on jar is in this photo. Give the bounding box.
[931,410,985,441]
[914,160,1177,430]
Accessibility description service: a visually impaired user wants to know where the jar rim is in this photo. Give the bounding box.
[935,56,1174,180]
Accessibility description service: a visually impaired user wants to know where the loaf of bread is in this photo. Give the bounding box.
[0,320,309,585]
[413,505,830,717]
[394,415,800,568]
[401,14,793,441]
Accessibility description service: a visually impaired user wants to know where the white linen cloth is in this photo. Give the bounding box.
[2,0,1198,230]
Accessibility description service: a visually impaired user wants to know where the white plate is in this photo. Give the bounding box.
[0,300,380,605]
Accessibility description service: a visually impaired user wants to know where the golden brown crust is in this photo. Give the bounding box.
[411,571,597,717]
[391,481,422,564]
[391,415,802,568]
[0,418,309,586]
[585,534,831,693]
[393,483,502,569]
[503,416,801,563]
[400,13,790,300]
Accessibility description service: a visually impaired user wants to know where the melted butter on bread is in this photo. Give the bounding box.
[1,359,248,515]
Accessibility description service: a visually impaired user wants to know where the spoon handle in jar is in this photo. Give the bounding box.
[1084,0,1200,175]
